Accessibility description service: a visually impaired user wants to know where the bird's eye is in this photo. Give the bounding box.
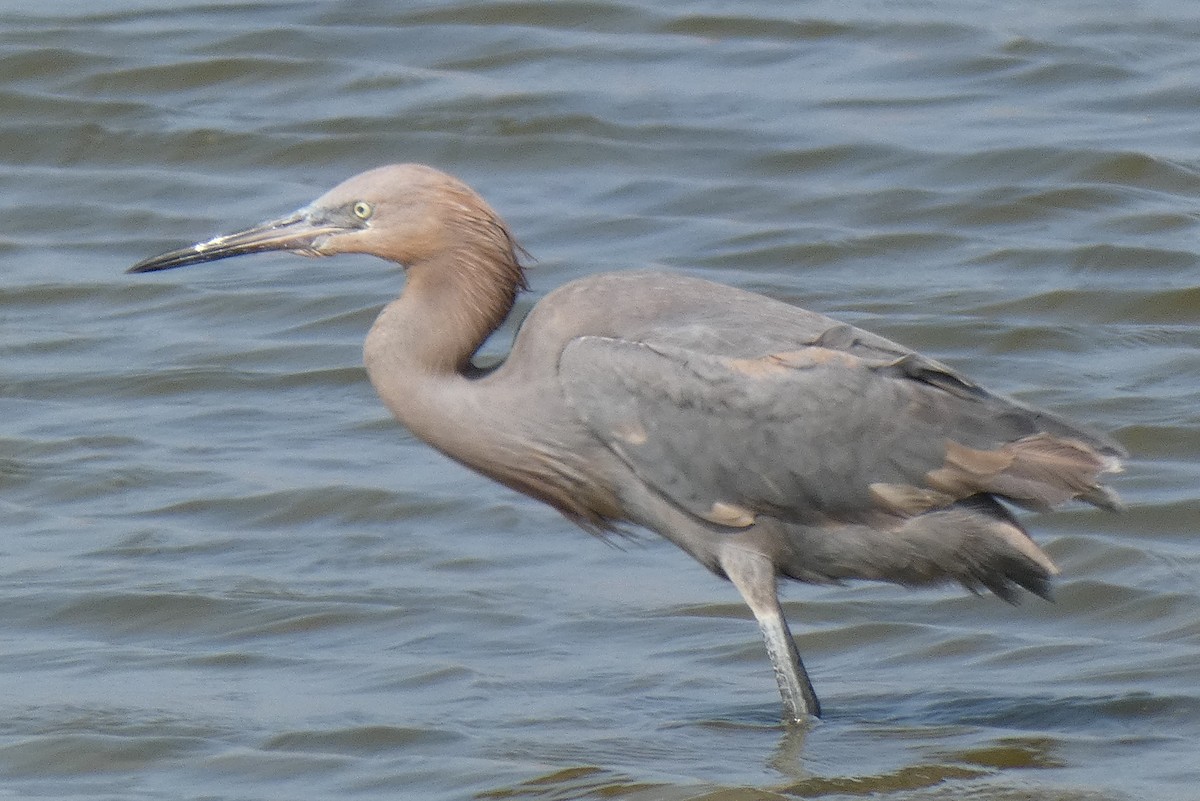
[353,201,373,220]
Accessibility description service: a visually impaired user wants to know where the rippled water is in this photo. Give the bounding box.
[3,2,1199,799]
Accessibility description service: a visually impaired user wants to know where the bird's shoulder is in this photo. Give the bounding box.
[540,269,928,365]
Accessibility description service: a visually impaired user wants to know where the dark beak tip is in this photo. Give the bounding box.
[126,249,196,274]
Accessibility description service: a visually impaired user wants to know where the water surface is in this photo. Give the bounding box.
[2,2,1198,799]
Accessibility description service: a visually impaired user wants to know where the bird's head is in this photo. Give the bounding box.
[128,163,523,278]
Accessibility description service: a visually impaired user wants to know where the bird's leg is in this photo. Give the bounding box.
[720,544,821,722]
[757,602,821,722]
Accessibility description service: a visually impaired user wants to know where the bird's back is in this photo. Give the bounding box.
[525,270,1122,599]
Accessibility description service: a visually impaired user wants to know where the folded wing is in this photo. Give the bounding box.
[558,322,1123,535]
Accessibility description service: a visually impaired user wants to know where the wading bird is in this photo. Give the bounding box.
[130,164,1124,722]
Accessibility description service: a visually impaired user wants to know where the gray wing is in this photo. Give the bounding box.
[558,326,1123,530]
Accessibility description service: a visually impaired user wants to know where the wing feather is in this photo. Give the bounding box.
[558,328,1122,528]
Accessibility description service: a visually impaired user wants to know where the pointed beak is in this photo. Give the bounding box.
[127,208,352,273]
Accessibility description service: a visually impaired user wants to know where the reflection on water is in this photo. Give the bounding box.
[2,1,1198,800]
[477,731,1075,799]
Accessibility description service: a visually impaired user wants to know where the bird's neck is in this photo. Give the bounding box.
[383,248,520,372]
[362,251,622,530]
[362,248,519,443]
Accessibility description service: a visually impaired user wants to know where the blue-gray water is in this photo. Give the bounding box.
[3,2,1199,799]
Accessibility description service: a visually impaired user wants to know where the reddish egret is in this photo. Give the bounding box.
[130,164,1124,722]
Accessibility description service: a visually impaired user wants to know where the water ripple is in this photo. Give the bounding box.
[1,2,1197,800]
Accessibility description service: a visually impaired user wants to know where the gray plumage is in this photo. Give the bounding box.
[129,164,1125,723]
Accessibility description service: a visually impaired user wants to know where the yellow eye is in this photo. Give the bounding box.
[353,201,373,220]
